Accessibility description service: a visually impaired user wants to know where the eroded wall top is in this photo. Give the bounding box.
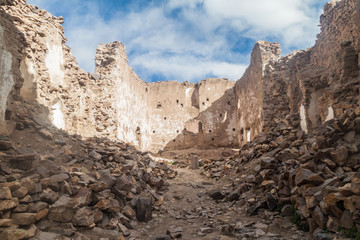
[0,0,239,152]
[235,0,360,147]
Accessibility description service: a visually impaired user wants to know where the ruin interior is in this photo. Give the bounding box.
[0,0,360,239]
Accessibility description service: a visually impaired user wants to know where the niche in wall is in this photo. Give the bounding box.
[5,110,11,120]
[136,126,141,135]
[198,122,203,134]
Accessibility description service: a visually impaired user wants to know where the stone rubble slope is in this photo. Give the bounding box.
[0,102,177,240]
[202,107,360,238]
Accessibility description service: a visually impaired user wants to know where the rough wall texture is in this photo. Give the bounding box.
[164,79,237,150]
[0,0,27,135]
[235,41,281,145]
[236,0,360,146]
[94,43,237,152]
[1,0,360,153]
[0,0,238,152]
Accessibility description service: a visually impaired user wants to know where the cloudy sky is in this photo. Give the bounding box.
[27,0,328,83]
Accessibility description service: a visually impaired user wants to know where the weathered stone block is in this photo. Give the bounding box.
[72,207,94,227]
[11,213,37,225]
[136,197,152,222]
[47,196,74,223]
[0,199,19,212]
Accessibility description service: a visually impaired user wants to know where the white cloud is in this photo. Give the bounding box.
[132,53,247,82]
[27,0,328,82]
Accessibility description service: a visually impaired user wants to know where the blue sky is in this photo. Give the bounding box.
[27,0,329,83]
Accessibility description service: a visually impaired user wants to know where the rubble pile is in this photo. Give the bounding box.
[0,105,177,240]
[203,108,360,237]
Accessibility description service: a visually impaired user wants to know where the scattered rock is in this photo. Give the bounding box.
[136,197,152,222]
[166,226,183,239]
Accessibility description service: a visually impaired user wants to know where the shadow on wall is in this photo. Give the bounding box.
[163,86,239,151]
[0,1,64,137]
[0,2,29,135]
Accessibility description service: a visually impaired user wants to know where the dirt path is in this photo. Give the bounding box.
[134,167,312,240]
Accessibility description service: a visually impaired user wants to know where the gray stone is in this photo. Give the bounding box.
[330,146,348,166]
[72,207,94,227]
[136,197,152,222]
[0,187,12,200]
[48,196,74,223]
[11,213,37,225]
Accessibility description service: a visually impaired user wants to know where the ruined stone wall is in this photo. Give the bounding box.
[91,42,237,152]
[236,0,360,146]
[94,42,150,149]
[2,0,359,153]
[164,79,237,150]
[0,0,28,135]
[235,41,281,145]
[0,0,99,137]
[0,0,238,152]
[147,81,198,151]
[0,9,16,135]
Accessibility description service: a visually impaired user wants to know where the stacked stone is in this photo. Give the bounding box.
[203,107,360,236]
[0,110,177,239]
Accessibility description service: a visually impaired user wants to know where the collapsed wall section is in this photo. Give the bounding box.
[236,0,360,147]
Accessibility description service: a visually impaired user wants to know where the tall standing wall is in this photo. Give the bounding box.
[1,0,359,152]
[235,0,360,146]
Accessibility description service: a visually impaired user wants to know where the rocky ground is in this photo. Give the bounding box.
[0,103,359,240]
[0,103,177,240]
[135,166,315,240]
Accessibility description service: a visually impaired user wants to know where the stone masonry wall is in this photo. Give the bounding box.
[94,43,238,152]
[235,41,281,145]
[0,0,238,152]
[1,0,359,153]
[164,78,237,150]
[235,0,360,147]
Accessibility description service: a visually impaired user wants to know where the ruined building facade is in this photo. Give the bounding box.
[0,0,360,152]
